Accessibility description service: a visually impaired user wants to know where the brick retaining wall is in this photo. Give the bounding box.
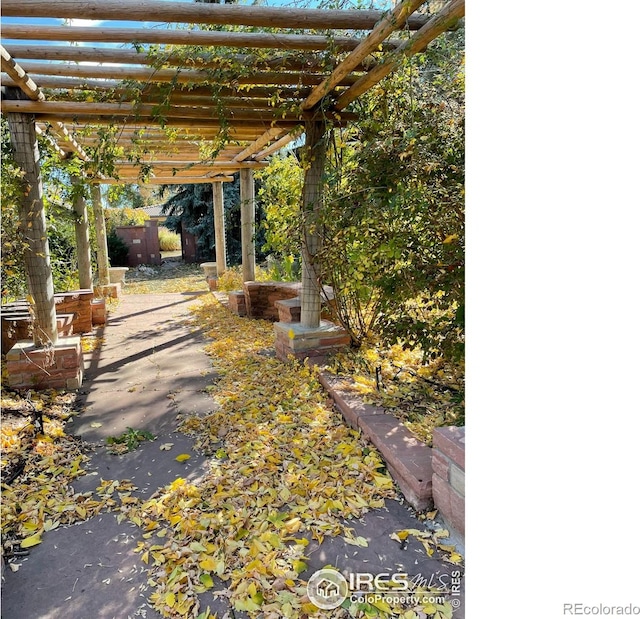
[432,426,465,538]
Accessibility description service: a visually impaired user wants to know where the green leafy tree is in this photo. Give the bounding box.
[317,30,465,361]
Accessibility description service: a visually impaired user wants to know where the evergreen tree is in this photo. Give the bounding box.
[158,174,267,265]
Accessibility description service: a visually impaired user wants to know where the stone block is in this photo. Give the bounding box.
[433,426,465,470]
[91,299,107,326]
[449,462,465,496]
[273,321,349,363]
[5,336,84,390]
[431,449,450,482]
[228,291,247,317]
[357,413,433,511]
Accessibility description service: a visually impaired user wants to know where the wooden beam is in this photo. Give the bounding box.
[3,44,367,73]
[254,128,303,160]
[302,0,427,111]
[1,100,357,123]
[2,75,319,100]
[1,47,89,160]
[1,0,429,31]
[112,161,267,170]
[0,24,402,52]
[33,115,301,130]
[35,125,66,157]
[1,44,45,101]
[234,128,287,163]
[13,62,360,87]
[336,0,465,110]
[95,175,234,184]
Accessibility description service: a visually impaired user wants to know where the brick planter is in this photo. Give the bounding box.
[91,298,107,326]
[274,320,350,364]
[6,336,84,390]
[432,426,465,538]
[228,290,247,316]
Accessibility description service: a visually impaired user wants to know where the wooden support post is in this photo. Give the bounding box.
[239,168,256,283]
[212,182,227,276]
[300,121,328,329]
[90,184,110,286]
[4,87,58,346]
[71,176,93,290]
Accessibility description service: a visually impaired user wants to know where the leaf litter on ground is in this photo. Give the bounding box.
[116,295,462,619]
[1,284,463,619]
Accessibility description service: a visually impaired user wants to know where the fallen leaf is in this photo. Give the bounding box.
[175,453,191,462]
[159,443,174,451]
[20,533,42,548]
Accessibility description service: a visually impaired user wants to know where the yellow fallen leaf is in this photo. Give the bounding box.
[20,533,42,548]
[175,454,191,462]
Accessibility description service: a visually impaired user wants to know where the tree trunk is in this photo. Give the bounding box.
[72,176,93,289]
[212,182,227,276]
[90,184,110,286]
[300,120,328,329]
[239,168,255,283]
[5,87,58,346]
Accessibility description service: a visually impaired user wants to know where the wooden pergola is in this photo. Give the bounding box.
[1,0,464,353]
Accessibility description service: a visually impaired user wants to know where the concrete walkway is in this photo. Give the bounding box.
[1,293,464,619]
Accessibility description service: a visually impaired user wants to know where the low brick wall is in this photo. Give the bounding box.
[2,289,93,352]
[274,320,350,365]
[54,289,94,333]
[432,426,465,538]
[116,221,161,266]
[228,291,247,317]
[244,282,302,321]
[2,313,75,352]
[6,336,84,390]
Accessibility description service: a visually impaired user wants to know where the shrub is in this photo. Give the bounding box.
[216,267,244,292]
[158,227,181,251]
[107,231,129,267]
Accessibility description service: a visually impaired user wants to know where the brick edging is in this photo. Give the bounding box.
[318,371,433,512]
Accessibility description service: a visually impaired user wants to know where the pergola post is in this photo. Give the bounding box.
[71,176,93,290]
[5,87,58,346]
[300,120,327,328]
[90,184,110,286]
[273,119,349,363]
[239,168,255,282]
[212,181,227,275]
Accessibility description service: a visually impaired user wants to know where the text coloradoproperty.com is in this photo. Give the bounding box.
[564,604,640,615]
